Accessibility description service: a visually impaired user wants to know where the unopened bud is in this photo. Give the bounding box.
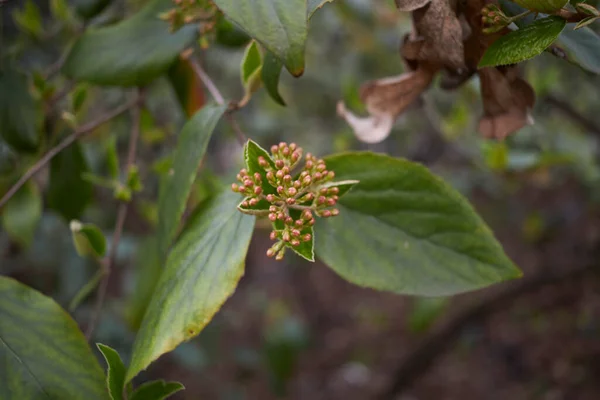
[316,164,326,172]
[277,212,285,221]
[329,187,339,195]
[286,198,296,205]
[318,196,326,205]
[275,160,285,169]
[258,156,268,168]
[241,201,249,207]
[294,180,302,189]
[266,171,275,181]
[308,218,315,226]
[327,198,336,206]
[276,170,284,179]
[275,249,285,261]
[269,213,277,221]
[303,176,312,185]
[289,143,297,151]
[240,168,248,176]
[331,208,340,216]
[305,160,314,169]
[271,145,279,154]
[231,183,239,192]
[288,187,297,196]
[295,219,304,227]
[277,186,284,194]
[244,180,253,187]
[290,239,300,247]
[267,248,276,257]
[254,187,262,195]
[249,198,258,206]
[321,210,332,218]
[303,233,312,242]
[266,194,276,202]
[314,172,322,181]
[269,205,277,212]
[283,232,291,242]
[285,216,294,225]
[282,147,290,156]
[291,229,301,237]
[302,210,313,220]
[270,231,277,240]
[254,172,261,181]
[283,174,292,182]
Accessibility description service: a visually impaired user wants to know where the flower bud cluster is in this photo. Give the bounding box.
[161,0,217,33]
[232,142,343,261]
[481,4,511,34]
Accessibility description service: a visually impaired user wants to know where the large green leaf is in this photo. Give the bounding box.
[63,0,198,86]
[0,67,41,153]
[479,16,566,68]
[97,344,126,400]
[261,51,286,106]
[0,277,108,399]
[1,182,41,248]
[157,103,227,259]
[213,0,307,76]
[73,0,112,19]
[47,141,93,221]
[127,191,255,381]
[315,153,521,296]
[556,26,600,75]
[308,0,335,18]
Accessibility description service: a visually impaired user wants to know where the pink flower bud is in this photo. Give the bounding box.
[271,145,279,154]
[267,248,276,257]
[285,216,294,225]
[308,218,315,226]
[290,239,300,247]
[305,160,314,169]
[268,213,277,221]
[331,209,339,216]
[282,166,290,175]
[231,184,239,192]
[306,153,313,160]
[291,229,301,237]
[258,156,268,168]
[327,198,336,206]
[288,187,297,196]
[277,186,284,194]
[317,164,326,172]
[318,196,326,205]
[321,210,332,218]
[328,171,335,180]
[294,180,301,189]
[286,198,296,205]
[277,212,285,221]
[244,180,253,187]
[254,187,262,195]
[254,172,261,181]
[266,171,275,181]
[295,219,304,227]
[249,198,258,206]
[275,250,285,261]
[289,143,297,151]
[282,147,290,156]
[314,172,322,181]
[320,187,328,195]
[303,176,312,185]
[240,168,248,176]
[283,175,292,182]
[267,194,276,202]
[303,233,312,242]
[275,160,285,169]
[276,170,284,179]
[329,187,339,195]
[270,231,277,240]
[302,210,313,220]
[283,232,290,242]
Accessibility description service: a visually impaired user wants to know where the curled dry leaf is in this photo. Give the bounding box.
[478,66,535,140]
[337,66,436,143]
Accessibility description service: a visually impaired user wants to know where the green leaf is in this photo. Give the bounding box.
[71,84,89,115]
[243,139,278,196]
[168,58,205,118]
[408,297,449,333]
[555,25,600,74]
[47,142,93,221]
[213,0,307,76]
[130,380,184,400]
[97,344,126,400]
[68,269,104,311]
[127,191,255,382]
[63,0,198,87]
[511,0,567,12]
[574,15,599,30]
[308,0,336,18]
[70,220,107,258]
[50,0,72,22]
[0,277,108,399]
[12,0,43,37]
[479,16,566,68]
[314,152,521,296]
[1,182,41,248]
[215,15,251,47]
[73,0,112,20]
[157,103,227,259]
[241,40,262,86]
[0,66,41,153]
[261,51,286,106]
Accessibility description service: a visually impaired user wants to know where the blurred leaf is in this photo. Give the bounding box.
[127,191,255,382]
[97,344,126,400]
[127,237,162,330]
[73,0,113,20]
[50,0,72,22]
[408,297,449,333]
[0,140,18,176]
[105,135,120,179]
[12,0,43,37]
[168,58,206,118]
[315,153,522,296]
[68,268,104,311]
[479,17,566,68]
[574,15,599,29]
[70,220,107,258]
[240,40,263,104]
[47,142,93,220]
[482,140,509,171]
[308,0,336,18]
[63,0,198,87]
[1,182,41,248]
[0,66,41,153]
[130,380,184,400]
[261,51,286,106]
[213,0,307,76]
[157,103,227,259]
[0,277,108,399]
[556,26,600,74]
[71,84,89,114]
[511,0,567,12]
[215,15,251,47]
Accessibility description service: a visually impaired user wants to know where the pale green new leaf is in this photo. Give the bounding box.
[213,0,307,76]
[157,103,227,259]
[97,344,126,400]
[479,16,566,68]
[0,277,108,399]
[130,380,184,400]
[63,0,197,86]
[1,182,41,248]
[127,191,255,381]
[315,153,521,296]
[70,221,107,258]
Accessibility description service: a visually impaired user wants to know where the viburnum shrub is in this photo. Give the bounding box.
[1,0,598,398]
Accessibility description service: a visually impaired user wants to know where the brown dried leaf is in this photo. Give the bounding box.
[395,0,432,12]
[478,66,536,140]
[408,0,465,70]
[338,66,436,143]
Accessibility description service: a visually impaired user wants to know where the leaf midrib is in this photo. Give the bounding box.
[0,335,51,399]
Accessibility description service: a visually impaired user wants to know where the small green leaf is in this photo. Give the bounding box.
[0,277,108,399]
[50,0,72,22]
[63,0,198,87]
[213,0,307,76]
[0,66,41,153]
[308,0,336,18]
[261,51,286,106]
[1,182,41,248]
[97,344,126,400]
[130,380,184,400]
[408,297,449,333]
[511,0,567,12]
[73,0,112,19]
[241,40,262,87]
[71,84,89,114]
[47,141,93,220]
[12,0,43,37]
[157,103,227,259]
[479,16,566,68]
[574,15,599,30]
[315,152,521,296]
[127,191,255,382]
[70,220,107,258]
[244,139,277,195]
[68,269,104,311]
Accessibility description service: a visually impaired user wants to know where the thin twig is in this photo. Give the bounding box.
[185,52,247,144]
[0,96,140,209]
[378,263,598,399]
[546,95,600,136]
[85,91,142,340]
